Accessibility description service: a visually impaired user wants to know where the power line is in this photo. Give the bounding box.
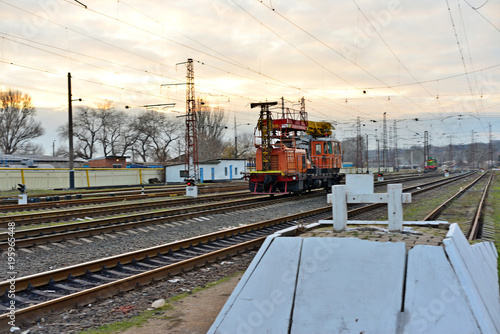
[463,0,500,33]
[445,0,484,130]
[350,0,434,98]
[256,0,435,115]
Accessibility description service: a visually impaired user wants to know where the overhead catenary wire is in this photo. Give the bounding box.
[0,0,497,137]
[256,0,439,116]
[0,0,363,118]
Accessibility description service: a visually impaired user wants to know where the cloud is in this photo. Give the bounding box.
[0,0,498,153]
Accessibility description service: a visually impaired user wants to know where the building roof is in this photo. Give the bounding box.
[87,155,130,161]
[0,154,85,163]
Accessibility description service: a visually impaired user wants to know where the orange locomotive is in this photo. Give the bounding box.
[246,98,343,195]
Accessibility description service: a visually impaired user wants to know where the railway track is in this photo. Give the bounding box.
[0,184,248,213]
[421,171,494,240]
[0,184,182,203]
[0,172,447,224]
[0,173,465,250]
[0,192,321,250]
[0,190,255,227]
[0,171,480,328]
[0,211,314,328]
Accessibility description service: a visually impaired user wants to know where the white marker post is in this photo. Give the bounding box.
[326,175,411,232]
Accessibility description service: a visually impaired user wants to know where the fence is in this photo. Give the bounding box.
[0,168,164,191]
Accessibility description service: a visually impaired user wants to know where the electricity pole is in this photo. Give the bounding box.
[68,73,75,189]
[382,112,387,172]
[178,58,199,184]
[488,124,494,167]
[424,131,429,168]
[356,117,363,172]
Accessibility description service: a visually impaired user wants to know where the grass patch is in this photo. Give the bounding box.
[79,272,242,334]
[402,179,483,222]
[486,172,500,280]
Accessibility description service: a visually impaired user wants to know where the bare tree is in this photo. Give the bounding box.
[95,103,136,156]
[197,100,228,161]
[58,106,102,159]
[222,132,255,159]
[0,89,44,154]
[131,110,182,163]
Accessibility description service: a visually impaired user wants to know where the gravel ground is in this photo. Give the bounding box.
[0,194,327,281]
[1,174,481,333]
[14,253,256,334]
[2,194,327,334]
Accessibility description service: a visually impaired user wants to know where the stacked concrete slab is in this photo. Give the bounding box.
[208,223,499,333]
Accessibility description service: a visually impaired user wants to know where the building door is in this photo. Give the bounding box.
[229,165,233,180]
[211,168,215,181]
[200,168,204,183]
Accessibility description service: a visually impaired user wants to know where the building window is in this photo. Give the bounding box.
[112,164,122,168]
[235,167,238,175]
[225,167,228,176]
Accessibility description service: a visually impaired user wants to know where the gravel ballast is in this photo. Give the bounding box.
[0,194,327,280]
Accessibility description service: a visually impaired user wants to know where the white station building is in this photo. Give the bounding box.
[164,159,247,183]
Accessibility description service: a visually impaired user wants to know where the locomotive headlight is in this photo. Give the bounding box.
[292,176,296,180]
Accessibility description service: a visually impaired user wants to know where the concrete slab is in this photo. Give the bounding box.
[404,245,481,333]
[209,237,302,334]
[345,174,374,195]
[443,223,500,333]
[210,223,499,334]
[472,242,497,279]
[291,238,406,333]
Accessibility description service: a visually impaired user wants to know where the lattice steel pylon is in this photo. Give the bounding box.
[382,112,387,172]
[424,131,429,163]
[488,124,494,167]
[356,117,363,171]
[182,58,198,183]
[251,101,278,171]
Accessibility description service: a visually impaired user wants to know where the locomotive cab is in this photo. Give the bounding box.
[246,98,343,195]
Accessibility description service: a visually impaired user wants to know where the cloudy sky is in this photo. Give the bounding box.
[0,0,499,153]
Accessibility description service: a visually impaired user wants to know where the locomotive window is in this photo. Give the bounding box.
[327,142,333,154]
[334,143,340,154]
[315,143,322,155]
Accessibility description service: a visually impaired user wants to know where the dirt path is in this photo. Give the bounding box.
[121,273,243,334]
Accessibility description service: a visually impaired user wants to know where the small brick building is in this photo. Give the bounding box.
[87,156,129,168]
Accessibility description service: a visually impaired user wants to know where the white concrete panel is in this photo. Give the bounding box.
[209,237,302,334]
[332,185,347,231]
[388,184,403,231]
[488,241,498,258]
[443,223,500,333]
[473,242,498,267]
[471,242,498,291]
[345,174,374,195]
[404,245,480,334]
[346,193,388,203]
[291,238,406,333]
[209,235,277,333]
